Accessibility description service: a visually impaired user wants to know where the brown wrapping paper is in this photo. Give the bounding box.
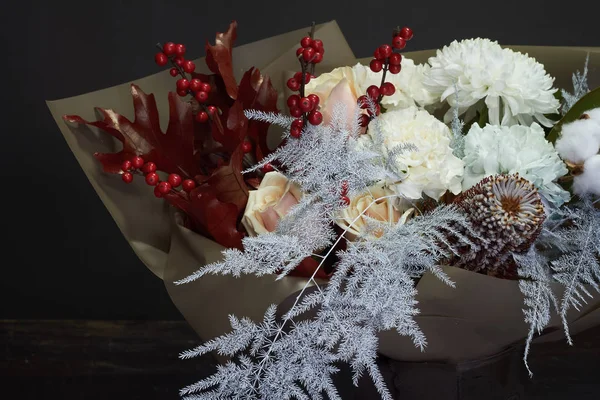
[46,22,600,363]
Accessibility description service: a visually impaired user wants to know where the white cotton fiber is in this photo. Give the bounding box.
[574,155,600,196]
[585,107,600,126]
[555,119,600,163]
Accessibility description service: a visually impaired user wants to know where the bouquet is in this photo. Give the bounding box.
[48,20,600,399]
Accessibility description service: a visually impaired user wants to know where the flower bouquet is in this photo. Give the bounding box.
[47,20,600,399]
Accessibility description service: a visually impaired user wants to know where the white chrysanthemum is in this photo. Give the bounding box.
[366,106,464,200]
[423,38,559,127]
[462,123,570,207]
[305,60,436,111]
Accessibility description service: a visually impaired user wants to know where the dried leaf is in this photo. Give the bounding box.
[205,21,238,100]
[64,84,199,178]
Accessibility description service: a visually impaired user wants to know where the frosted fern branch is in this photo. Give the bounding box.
[561,54,590,114]
[244,109,295,127]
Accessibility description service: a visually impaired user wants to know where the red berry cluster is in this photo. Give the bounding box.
[359,26,414,128]
[155,42,215,124]
[285,32,325,139]
[120,155,196,198]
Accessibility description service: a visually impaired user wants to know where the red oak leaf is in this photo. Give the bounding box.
[165,187,244,250]
[64,84,199,178]
[205,21,238,100]
[207,143,249,213]
[237,67,279,160]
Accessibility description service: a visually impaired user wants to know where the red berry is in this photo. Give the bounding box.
[290,126,302,138]
[302,47,315,63]
[389,53,402,66]
[195,111,209,123]
[300,36,312,48]
[121,160,132,171]
[287,94,300,108]
[310,39,324,51]
[241,141,253,153]
[366,85,380,100]
[207,105,218,115]
[169,68,178,77]
[190,78,202,92]
[308,110,323,125]
[299,97,313,113]
[158,181,172,194]
[131,156,144,169]
[341,196,351,206]
[289,107,303,118]
[388,64,402,74]
[195,91,209,103]
[358,95,370,108]
[373,49,385,61]
[145,172,160,186]
[307,94,320,108]
[294,72,311,84]
[358,114,370,127]
[399,27,413,41]
[380,82,396,96]
[312,52,323,64]
[176,78,190,91]
[154,186,163,198]
[378,44,392,59]
[175,43,186,57]
[199,82,211,93]
[392,36,406,50]
[174,57,184,66]
[182,179,196,192]
[183,60,196,73]
[122,172,133,183]
[177,89,188,97]
[262,163,274,173]
[154,52,168,66]
[292,118,304,129]
[341,180,349,195]
[287,78,300,91]
[142,162,157,174]
[168,174,182,187]
[296,47,304,57]
[163,42,176,56]
[370,59,383,73]
[367,103,381,116]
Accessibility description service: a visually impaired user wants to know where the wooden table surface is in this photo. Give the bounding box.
[1,319,599,399]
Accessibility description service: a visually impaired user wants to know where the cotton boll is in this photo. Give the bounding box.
[555,119,600,163]
[573,155,600,196]
[585,107,600,125]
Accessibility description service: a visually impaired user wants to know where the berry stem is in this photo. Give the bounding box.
[377,63,389,104]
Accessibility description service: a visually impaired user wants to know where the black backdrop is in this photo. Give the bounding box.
[1,0,598,320]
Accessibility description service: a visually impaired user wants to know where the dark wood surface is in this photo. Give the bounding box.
[1,319,599,399]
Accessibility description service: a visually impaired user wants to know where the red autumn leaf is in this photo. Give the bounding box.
[205,21,238,100]
[64,84,199,178]
[237,67,279,160]
[165,186,244,250]
[288,257,332,280]
[207,143,249,213]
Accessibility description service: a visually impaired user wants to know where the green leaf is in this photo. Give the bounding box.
[477,104,489,127]
[547,86,600,143]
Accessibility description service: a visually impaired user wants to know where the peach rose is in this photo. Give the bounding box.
[242,172,303,236]
[336,185,415,240]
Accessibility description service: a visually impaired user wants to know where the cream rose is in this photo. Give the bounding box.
[368,106,465,200]
[305,61,435,120]
[336,185,414,240]
[242,172,302,236]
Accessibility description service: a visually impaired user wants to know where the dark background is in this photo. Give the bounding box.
[1,0,599,321]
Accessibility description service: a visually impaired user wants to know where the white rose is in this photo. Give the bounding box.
[241,172,302,236]
[369,106,465,200]
[336,185,415,241]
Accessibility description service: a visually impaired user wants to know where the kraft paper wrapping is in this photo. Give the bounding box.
[46,22,600,363]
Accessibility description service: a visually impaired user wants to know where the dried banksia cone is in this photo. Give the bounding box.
[454,174,545,278]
